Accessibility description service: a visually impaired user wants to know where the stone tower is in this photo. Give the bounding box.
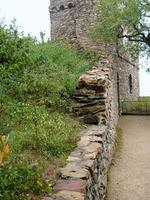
[49,0,139,112]
[50,0,96,40]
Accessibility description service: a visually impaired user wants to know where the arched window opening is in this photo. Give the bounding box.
[60,5,65,11]
[129,74,133,94]
[68,3,74,9]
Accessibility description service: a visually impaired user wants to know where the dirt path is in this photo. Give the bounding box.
[107,116,150,200]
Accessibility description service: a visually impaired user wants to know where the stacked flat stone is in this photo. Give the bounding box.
[50,0,139,106]
[72,68,111,126]
[46,68,117,200]
[49,125,115,200]
[48,0,139,198]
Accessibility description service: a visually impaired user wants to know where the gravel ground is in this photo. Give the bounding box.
[107,116,150,200]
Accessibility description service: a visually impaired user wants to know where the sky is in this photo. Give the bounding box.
[139,58,150,96]
[0,0,150,96]
[0,0,50,40]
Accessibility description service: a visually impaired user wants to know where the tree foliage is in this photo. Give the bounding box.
[94,0,150,56]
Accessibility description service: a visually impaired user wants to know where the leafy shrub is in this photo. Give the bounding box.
[0,22,89,135]
[0,24,89,104]
[0,22,96,198]
[8,106,80,157]
[0,156,52,200]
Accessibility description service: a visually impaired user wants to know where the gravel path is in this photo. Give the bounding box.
[107,116,150,200]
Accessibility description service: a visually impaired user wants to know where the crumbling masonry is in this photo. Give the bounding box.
[50,0,139,108]
[48,1,139,200]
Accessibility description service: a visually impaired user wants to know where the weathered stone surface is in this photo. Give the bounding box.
[77,136,91,147]
[49,0,140,199]
[61,163,89,179]
[50,0,139,111]
[56,191,85,200]
[70,149,83,158]
[82,142,101,154]
[72,69,110,121]
[54,179,86,193]
[48,68,118,200]
[48,64,139,200]
[84,152,97,160]
[82,160,96,170]
[89,136,103,143]
[67,156,81,162]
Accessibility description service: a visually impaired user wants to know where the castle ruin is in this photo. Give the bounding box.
[49,1,140,199]
[49,0,139,116]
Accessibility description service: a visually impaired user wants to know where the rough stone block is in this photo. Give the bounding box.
[55,191,85,200]
[61,163,89,179]
[54,179,86,193]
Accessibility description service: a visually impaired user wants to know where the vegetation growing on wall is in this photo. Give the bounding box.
[0,22,98,199]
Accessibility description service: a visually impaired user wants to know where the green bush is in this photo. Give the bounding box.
[0,22,89,136]
[9,107,80,157]
[0,156,52,200]
[0,22,96,198]
[0,24,89,104]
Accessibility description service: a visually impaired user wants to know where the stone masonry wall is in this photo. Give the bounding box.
[49,0,139,105]
[70,36,139,105]
[48,0,140,199]
[44,67,118,200]
[50,0,97,40]
[50,0,77,39]
[117,60,139,102]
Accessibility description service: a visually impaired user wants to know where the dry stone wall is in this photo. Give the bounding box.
[44,67,118,200]
[49,0,139,105]
[48,0,140,199]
